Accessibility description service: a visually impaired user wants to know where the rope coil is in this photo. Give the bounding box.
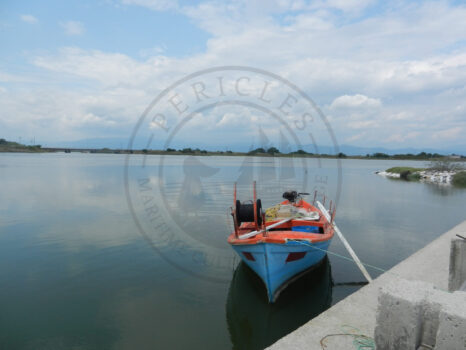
[236,199,262,226]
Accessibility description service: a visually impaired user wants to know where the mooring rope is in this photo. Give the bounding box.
[288,238,450,294]
[288,239,388,274]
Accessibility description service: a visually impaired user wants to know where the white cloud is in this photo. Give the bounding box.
[120,0,178,11]
[3,0,466,151]
[60,21,85,36]
[330,94,381,110]
[345,132,367,142]
[33,47,161,87]
[346,120,377,129]
[216,112,241,127]
[20,14,38,24]
[386,111,413,121]
[215,111,261,128]
[385,131,420,143]
[0,70,32,83]
[0,84,149,143]
[315,0,375,15]
[432,126,463,141]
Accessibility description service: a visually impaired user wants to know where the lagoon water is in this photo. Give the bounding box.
[1,153,465,349]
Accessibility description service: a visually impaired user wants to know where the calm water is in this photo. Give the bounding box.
[1,153,465,350]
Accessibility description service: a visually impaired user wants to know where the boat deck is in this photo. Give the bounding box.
[228,204,334,245]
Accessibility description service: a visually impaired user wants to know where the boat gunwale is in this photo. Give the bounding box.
[227,231,333,245]
[228,200,334,245]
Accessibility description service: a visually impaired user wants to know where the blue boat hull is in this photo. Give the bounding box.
[232,240,332,302]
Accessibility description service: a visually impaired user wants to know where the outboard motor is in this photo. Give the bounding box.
[282,190,298,203]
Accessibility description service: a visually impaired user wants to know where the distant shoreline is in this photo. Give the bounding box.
[1,146,465,161]
[1,138,465,160]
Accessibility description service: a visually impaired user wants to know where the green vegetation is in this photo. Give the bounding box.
[385,167,426,182]
[370,152,390,158]
[248,147,266,154]
[391,151,444,159]
[385,160,466,185]
[385,167,426,174]
[0,138,43,152]
[291,149,309,155]
[397,170,422,181]
[406,172,421,181]
[247,147,281,155]
[267,147,280,155]
[452,171,466,187]
[387,160,464,175]
[367,151,453,160]
[396,169,422,181]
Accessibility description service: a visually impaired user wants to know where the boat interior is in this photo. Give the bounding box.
[229,183,336,243]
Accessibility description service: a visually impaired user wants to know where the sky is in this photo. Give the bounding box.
[0,0,465,152]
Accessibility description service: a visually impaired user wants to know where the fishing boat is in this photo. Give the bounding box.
[227,182,336,303]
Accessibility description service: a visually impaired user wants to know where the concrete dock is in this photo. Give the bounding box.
[268,220,466,350]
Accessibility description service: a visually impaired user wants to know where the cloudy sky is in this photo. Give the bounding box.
[1,0,465,152]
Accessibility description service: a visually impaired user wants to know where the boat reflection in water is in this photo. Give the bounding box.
[226,256,333,350]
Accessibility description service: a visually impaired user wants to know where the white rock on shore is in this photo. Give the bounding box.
[375,171,400,178]
[418,170,456,184]
[375,170,458,185]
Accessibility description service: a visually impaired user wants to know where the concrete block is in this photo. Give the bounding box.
[449,237,466,292]
[419,289,448,348]
[375,279,466,350]
[434,291,466,350]
[374,279,434,350]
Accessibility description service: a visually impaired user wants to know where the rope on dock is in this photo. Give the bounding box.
[320,325,375,349]
[320,333,375,349]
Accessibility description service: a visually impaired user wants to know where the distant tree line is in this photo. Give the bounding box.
[164,147,209,154]
[1,137,465,159]
[144,147,465,159]
[365,152,462,159]
[248,147,280,155]
[0,138,41,149]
